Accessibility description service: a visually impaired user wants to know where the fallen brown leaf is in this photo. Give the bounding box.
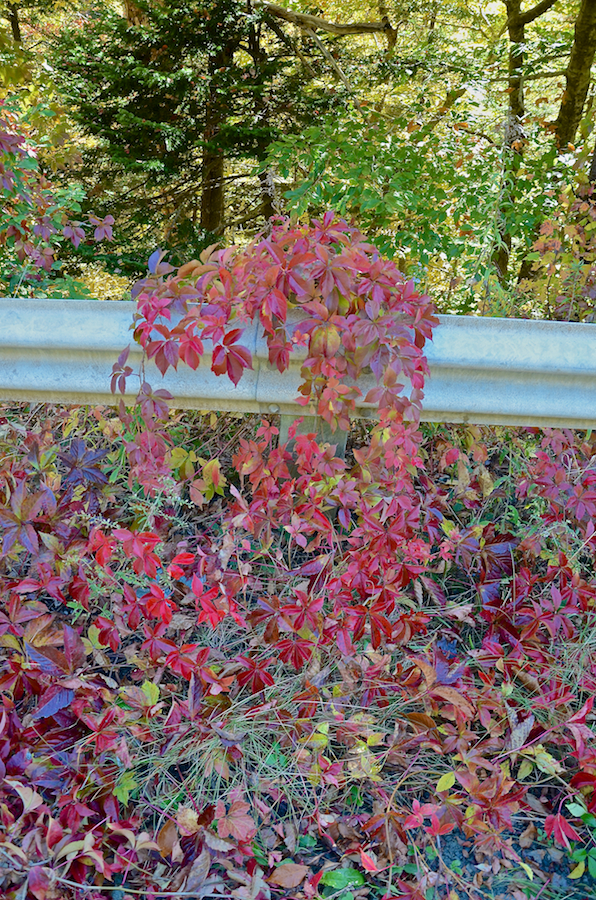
[267,863,310,888]
[156,819,177,858]
[518,822,537,849]
[185,848,212,892]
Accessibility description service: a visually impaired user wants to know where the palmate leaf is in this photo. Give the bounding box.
[58,439,109,490]
[0,480,53,555]
[215,799,257,843]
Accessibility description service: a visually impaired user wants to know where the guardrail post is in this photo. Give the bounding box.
[279,414,348,458]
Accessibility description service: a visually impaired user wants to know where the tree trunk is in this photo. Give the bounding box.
[554,0,596,149]
[248,21,278,224]
[7,2,21,42]
[589,136,596,184]
[493,0,558,281]
[506,2,525,130]
[519,0,596,280]
[258,169,277,221]
[492,0,525,281]
[200,46,233,236]
[200,143,225,234]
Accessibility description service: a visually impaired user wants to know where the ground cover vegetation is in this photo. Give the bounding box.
[3,214,596,900]
[3,1,596,900]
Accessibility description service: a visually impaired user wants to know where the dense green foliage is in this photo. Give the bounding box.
[3,0,596,309]
[51,0,343,265]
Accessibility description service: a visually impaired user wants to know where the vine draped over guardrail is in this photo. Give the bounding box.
[112,213,438,492]
[110,214,440,658]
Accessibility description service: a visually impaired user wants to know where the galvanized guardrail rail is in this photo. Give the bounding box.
[2,298,596,429]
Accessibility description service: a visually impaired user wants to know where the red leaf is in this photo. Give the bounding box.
[28,866,53,900]
[46,816,64,850]
[217,799,257,843]
[142,584,177,625]
[171,552,195,566]
[544,813,583,849]
[276,636,314,670]
[63,624,86,672]
[95,616,121,651]
[359,847,378,872]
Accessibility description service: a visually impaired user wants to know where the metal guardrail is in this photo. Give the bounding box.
[2,298,596,428]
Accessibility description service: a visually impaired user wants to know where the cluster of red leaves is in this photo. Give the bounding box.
[2,216,596,899]
[112,213,437,493]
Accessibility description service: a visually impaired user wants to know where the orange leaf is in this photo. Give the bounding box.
[431,686,474,718]
[411,658,436,687]
[157,820,178,858]
[406,712,437,732]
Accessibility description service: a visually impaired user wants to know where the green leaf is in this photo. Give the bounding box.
[567,802,588,818]
[114,771,137,806]
[320,869,366,889]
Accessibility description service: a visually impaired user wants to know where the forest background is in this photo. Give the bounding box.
[4,2,596,900]
[3,0,596,314]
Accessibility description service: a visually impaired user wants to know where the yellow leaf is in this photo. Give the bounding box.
[54,839,86,862]
[63,410,79,438]
[532,745,564,776]
[141,680,160,706]
[436,772,456,793]
[347,744,382,781]
[517,759,534,780]
[569,861,586,879]
[302,732,328,750]
[0,841,27,862]
[6,779,43,813]
[0,634,21,651]
[177,806,200,835]
[519,862,533,881]
[107,822,137,846]
[169,447,189,468]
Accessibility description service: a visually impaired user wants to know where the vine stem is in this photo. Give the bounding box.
[52,873,224,897]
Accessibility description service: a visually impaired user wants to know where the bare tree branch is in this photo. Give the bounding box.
[519,0,558,25]
[254,1,391,38]
[304,27,362,110]
[498,0,558,36]
[264,16,317,77]
[489,68,569,82]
